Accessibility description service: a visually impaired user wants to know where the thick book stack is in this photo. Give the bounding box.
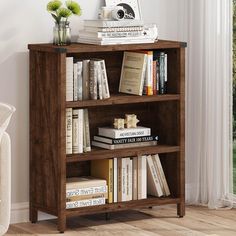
[78,20,158,45]
[66,177,108,209]
[119,51,168,96]
[66,108,91,154]
[89,153,170,204]
[92,126,158,150]
[66,57,110,102]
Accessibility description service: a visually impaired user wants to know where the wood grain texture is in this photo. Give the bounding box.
[29,41,186,232]
[7,206,236,236]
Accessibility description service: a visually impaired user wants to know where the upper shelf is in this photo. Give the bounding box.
[66,94,180,108]
[28,40,187,53]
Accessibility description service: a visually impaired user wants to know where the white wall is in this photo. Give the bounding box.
[0,0,187,222]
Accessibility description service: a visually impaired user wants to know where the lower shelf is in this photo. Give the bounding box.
[66,197,181,217]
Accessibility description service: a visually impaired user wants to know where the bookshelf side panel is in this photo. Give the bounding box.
[30,51,66,216]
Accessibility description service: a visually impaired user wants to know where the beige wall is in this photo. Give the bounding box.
[0,0,187,209]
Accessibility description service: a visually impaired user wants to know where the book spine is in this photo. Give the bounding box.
[66,57,74,102]
[132,157,138,200]
[141,155,147,199]
[159,53,165,95]
[147,155,163,197]
[84,26,144,32]
[66,192,108,202]
[89,60,98,100]
[122,158,127,202]
[108,159,113,203]
[113,157,118,203]
[83,109,91,152]
[153,154,170,196]
[73,63,78,101]
[98,127,151,139]
[66,198,106,209]
[117,158,122,202]
[128,158,133,201]
[126,158,130,201]
[156,59,160,94]
[165,53,168,93]
[153,60,157,95]
[146,52,153,95]
[82,60,90,100]
[78,109,84,153]
[100,60,110,99]
[66,108,73,154]
[97,61,103,100]
[72,109,79,154]
[140,54,147,96]
[77,61,83,101]
[66,186,107,197]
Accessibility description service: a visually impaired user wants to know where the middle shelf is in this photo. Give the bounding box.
[66,144,180,163]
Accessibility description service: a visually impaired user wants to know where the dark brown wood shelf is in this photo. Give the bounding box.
[66,94,180,108]
[66,197,181,217]
[29,41,186,232]
[66,145,180,163]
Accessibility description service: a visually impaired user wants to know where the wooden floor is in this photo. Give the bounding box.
[6,206,236,236]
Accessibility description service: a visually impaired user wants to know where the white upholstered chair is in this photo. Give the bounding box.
[0,103,15,236]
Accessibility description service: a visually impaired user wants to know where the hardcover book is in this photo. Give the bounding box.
[119,51,147,96]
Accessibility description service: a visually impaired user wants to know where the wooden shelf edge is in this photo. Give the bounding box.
[66,94,180,108]
[66,197,181,217]
[67,145,180,163]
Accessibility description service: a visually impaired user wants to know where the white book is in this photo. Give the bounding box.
[138,155,147,200]
[122,158,128,202]
[66,57,74,102]
[113,158,118,203]
[66,198,106,209]
[72,109,83,154]
[84,19,144,28]
[66,177,107,190]
[72,109,79,153]
[77,61,83,101]
[82,60,90,100]
[145,52,153,95]
[152,154,170,196]
[98,126,151,139]
[83,109,91,152]
[165,54,168,83]
[100,60,110,99]
[78,37,156,46]
[73,63,78,101]
[97,61,103,100]
[132,157,138,200]
[79,30,143,39]
[128,158,133,201]
[66,186,107,198]
[147,155,163,197]
[84,26,144,33]
[89,60,99,100]
[66,108,73,154]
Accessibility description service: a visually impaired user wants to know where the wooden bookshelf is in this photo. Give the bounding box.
[28,40,186,233]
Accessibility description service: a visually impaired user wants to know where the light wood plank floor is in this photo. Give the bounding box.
[6,206,236,236]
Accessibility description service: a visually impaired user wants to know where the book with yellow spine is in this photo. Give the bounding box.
[91,159,113,203]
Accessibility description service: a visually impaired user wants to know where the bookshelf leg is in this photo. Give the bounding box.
[105,213,110,221]
[58,215,66,233]
[30,207,38,223]
[177,203,185,217]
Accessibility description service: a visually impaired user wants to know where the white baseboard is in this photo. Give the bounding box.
[10,202,56,224]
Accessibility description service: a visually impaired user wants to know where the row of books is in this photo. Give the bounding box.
[66,108,91,154]
[119,51,168,96]
[65,154,170,209]
[66,57,110,102]
[92,126,158,150]
[77,20,158,45]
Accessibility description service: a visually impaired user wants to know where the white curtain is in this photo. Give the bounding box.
[186,0,233,208]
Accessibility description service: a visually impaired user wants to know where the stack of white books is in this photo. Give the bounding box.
[78,20,158,45]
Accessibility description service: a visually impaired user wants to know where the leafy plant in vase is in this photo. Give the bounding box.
[47,0,82,45]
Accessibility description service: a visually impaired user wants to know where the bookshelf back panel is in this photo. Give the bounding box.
[66,161,90,178]
[159,153,179,198]
[88,101,179,146]
[68,48,180,95]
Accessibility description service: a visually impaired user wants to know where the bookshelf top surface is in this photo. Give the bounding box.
[28,40,187,53]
